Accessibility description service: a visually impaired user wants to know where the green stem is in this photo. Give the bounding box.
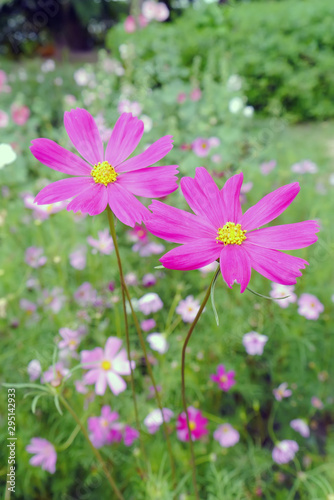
[59,394,124,500]
[181,267,220,500]
[56,424,81,451]
[107,208,146,462]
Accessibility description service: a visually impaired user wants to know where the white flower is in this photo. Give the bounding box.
[228,97,244,114]
[147,333,169,354]
[140,114,153,133]
[243,105,254,117]
[0,144,17,169]
[227,74,242,91]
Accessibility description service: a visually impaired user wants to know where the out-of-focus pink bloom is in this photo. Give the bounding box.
[0,110,9,128]
[211,365,236,391]
[141,318,156,331]
[213,424,240,447]
[41,288,66,313]
[199,262,218,275]
[24,194,67,220]
[177,92,187,104]
[11,103,30,125]
[176,406,208,442]
[148,384,162,398]
[147,333,169,354]
[211,154,222,164]
[273,383,292,401]
[58,327,83,351]
[138,293,163,315]
[0,70,11,93]
[75,380,89,394]
[180,143,191,151]
[208,137,220,148]
[81,337,134,395]
[118,100,142,117]
[298,294,324,320]
[74,282,98,307]
[124,15,137,33]
[69,247,87,270]
[31,109,178,227]
[311,396,324,409]
[26,438,57,473]
[87,229,114,255]
[191,138,211,157]
[142,1,157,20]
[176,296,200,323]
[242,332,268,355]
[260,160,276,175]
[27,360,42,381]
[20,299,37,315]
[94,113,112,143]
[88,406,120,448]
[144,408,174,433]
[190,88,202,102]
[291,160,318,174]
[154,2,169,21]
[133,241,165,256]
[42,362,70,387]
[124,272,138,286]
[128,224,149,243]
[270,283,297,308]
[240,181,253,194]
[123,426,139,446]
[142,273,156,287]
[25,247,47,268]
[272,440,299,464]
[145,168,319,293]
[290,419,310,438]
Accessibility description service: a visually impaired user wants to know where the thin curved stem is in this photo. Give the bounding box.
[181,267,220,500]
[59,394,124,500]
[107,208,146,462]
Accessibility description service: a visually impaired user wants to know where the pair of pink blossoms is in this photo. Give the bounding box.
[31,108,319,292]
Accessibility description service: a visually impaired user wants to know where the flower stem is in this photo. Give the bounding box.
[59,394,124,500]
[181,267,220,500]
[106,208,146,463]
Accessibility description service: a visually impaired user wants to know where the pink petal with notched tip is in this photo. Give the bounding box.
[241,183,300,231]
[105,113,144,167]
[160,239,221,270]
[67,183,108,215]
[107,182,150,227]
[245,221,319,250]
[64,108,104,165]
[34,177,92,204]
[180,167,225,229]
[115,135,174,173]
[118,165,179,198]
[146,200,216,244]
[219,244,251,293]
[221,172,243,223]
[244,242,308,285]
[30,138,92,175]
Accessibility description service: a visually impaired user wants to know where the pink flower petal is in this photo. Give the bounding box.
[29,454,45,467]
[67,183,108,216]
[64,108,104,165]
[241,183,300,231]
[180,167,225,228]
[107,372,127,395]
[246,221,320,250]
[30,138,92,175]
[160,239,221,270]
[146,200,217,243]
[118,165,179,198]
[34,177,91,204]
[105,113,144,167]
[116,135,173,173]
[104,337,122,359]
[107,183,150,227]
[221,172,243,223]
[95,372,107,396]
[113,349,132,375]
[219,244,251,293]
[244,242,308,285]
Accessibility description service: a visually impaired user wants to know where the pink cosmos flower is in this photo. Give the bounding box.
[270,283,297,308]
[176,406,208,442]
[290,419,310,438]
[58,327,84,351]
[177,92,187,104]
[311,396,324,409]
[272,440,299,464]
[142,273,156,287]
[27,360,42,381]
[273,382,292,401]
[0,70,11,93]
[211,365,236,391]
[297,293,324,320]
[145,168,319,293]
[81,336,134,395]
[31,109,178,227]
[123,426,139,446]
[25,247,47,268]
[176,295,200,323]
[260,160,276,175]
[144,408,174,434]
[118,100,142,117]
[26,438,57,473]
[190,88,202,101]
[138,292,163,315]
[124,15,137,33]
[242,331,268,355]
[213,424,240,447]
[0,110,9,128]
[74,282,98,307]
[69,247,87,270]
[88,406,120,448]
[41,362,70,387]
[87,229,114,255]
[141,318,156,331]
[128,224,149,243]
[41,287,66,313]
[154,2,169,21]
[11,104,30,125]
[20,299,37,315]
[191,138,211,157]
[124,272,138,286]
[291,160,318,174]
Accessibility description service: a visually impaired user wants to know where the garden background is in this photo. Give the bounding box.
[0,0,333,498]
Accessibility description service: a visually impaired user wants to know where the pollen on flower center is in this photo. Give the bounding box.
[216,222,247,245]
[220,375,227,383]
[189,421,196,431]
[101,360,111,371]
[91,161,118,186]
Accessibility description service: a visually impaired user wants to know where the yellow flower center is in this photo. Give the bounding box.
[189,421,196,431]
[91,161,118,186]
[220,375,227,383]
[216,222,247,245]
[101,360,111,371]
